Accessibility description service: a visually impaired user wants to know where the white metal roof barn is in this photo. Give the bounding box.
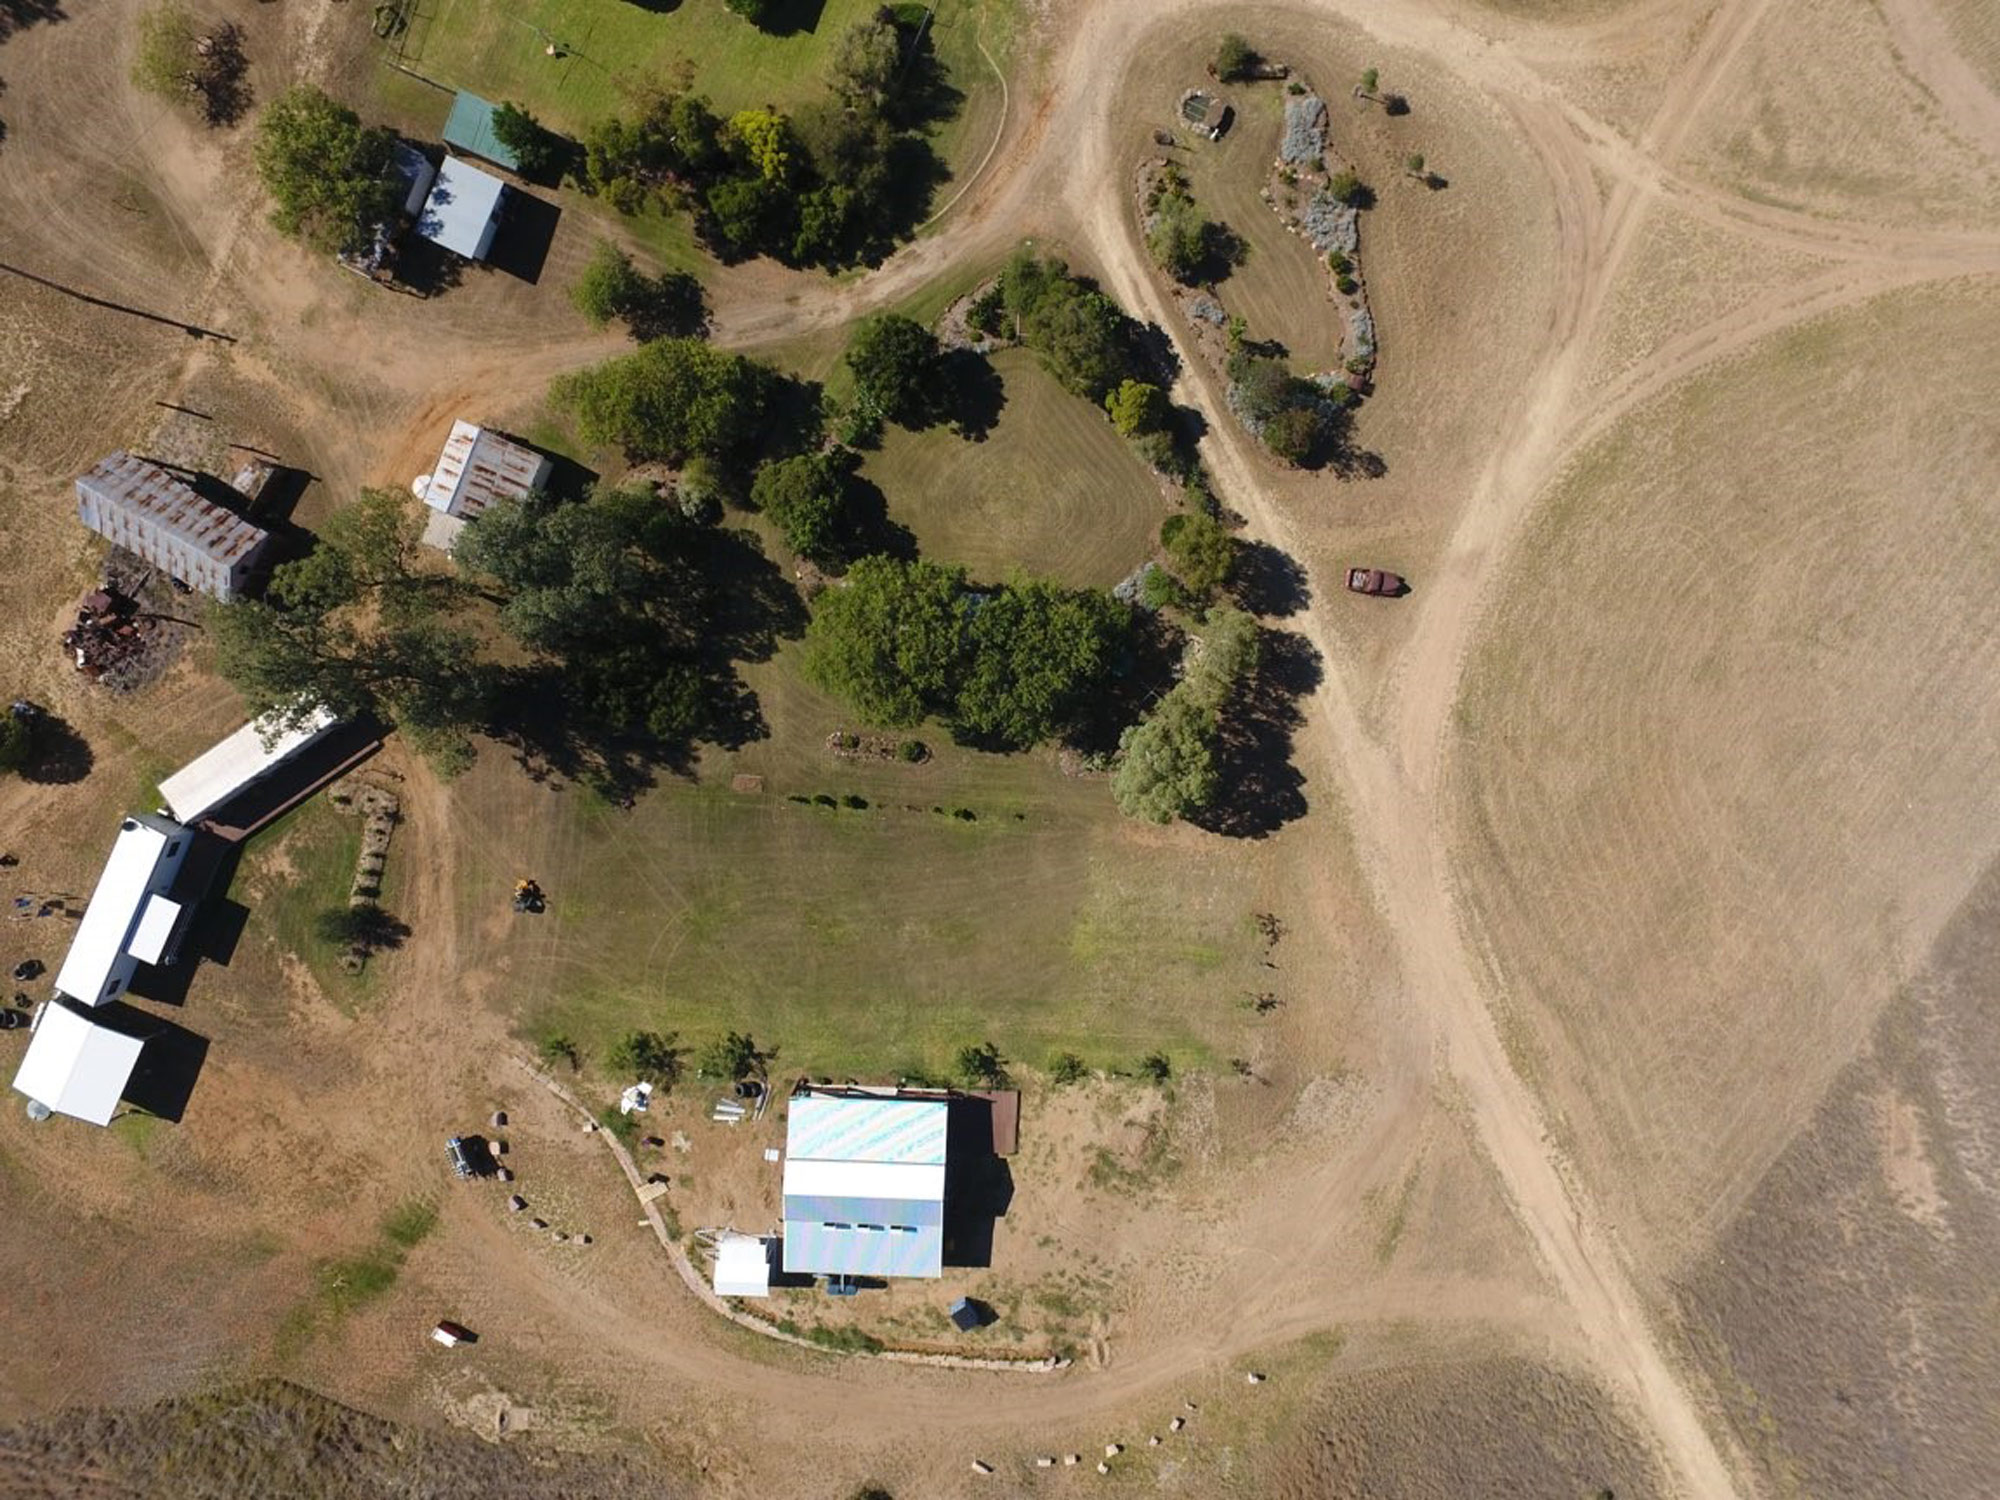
[417,156,506,262]
[53,812,193,1006]
[12,1000,145,1125]
[782,1092,948,1280]
[157,706,339,825]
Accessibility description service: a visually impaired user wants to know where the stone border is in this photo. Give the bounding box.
[512,1057,1071,1375]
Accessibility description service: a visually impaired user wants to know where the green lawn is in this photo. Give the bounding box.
[1175,83,1349,372]
[861,348,1171,588]
[450,740,1281,1079]
[392,0,1010,171]
[232,797,403,1007]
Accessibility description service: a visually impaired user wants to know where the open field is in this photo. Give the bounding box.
[4,0,2000,1495]
[1451,282,2000,1266]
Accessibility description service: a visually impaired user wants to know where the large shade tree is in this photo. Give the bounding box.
[254,85,399,255]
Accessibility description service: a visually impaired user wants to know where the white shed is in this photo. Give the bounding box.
[12,1001,145,1126]
[712,1235,773,1298]
[412,420,552,551]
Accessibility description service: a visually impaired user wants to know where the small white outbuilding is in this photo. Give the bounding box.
[12,1000,145,1126]
[711,1235,774,1298]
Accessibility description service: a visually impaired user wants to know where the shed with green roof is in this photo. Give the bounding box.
[442,92,520,172]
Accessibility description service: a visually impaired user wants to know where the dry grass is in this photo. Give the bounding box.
[1452,281,2000,1265]
[1672,850,2000,1499]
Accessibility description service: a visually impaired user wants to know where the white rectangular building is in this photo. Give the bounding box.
[417,156,506,262]
[54,812,194,1007]
[413,420,552,551]
[782,1093,949,1280]
[75,452,271,601]
[12,1000,145,1126]
[157,706,339,826]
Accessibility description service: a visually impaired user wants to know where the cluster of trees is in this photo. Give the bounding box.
[132,1,250,126]
[212,480,797,789]
[1144,163,1244,286]
[570,240,709,340]
[1112,607,1260,824]
[254,85,398,255]
[989,253,1142,403]
[578,13,951,269]
[1227,338,1353,467]
[553,336,784,464]
[802,557,1130,751]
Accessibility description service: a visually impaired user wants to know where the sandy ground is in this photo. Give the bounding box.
[3,0,2000,1495]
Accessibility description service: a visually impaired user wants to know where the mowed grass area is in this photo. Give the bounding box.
[1174,82,1348,371]
[441,589,1291,1079]
[230,798,405,1007]
[862,348,1171,587]
[393,0,1010,170]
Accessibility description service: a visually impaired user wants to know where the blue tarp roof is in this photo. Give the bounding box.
[442,92,520,171]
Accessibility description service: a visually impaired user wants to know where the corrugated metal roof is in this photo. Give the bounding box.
[75,453,271,599]
[782,1220,943,1279]
[12,1000,145,1126]
[417,156,506,261]
[786,1094,948,1165]
[420,420,552,520]
[442,92,521,171]
[782,1193,945,1228]
[157,706,339,825]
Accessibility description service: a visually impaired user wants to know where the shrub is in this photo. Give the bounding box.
[1336,274,1359,295]
[842,794,869,809]
[956,1041,1009,1087]
[845,314,945,428]
[1214,33,1258,82]
[1050,1052,1087,1086]
[1160,510,1236,599]
[1141,1051,1173,1082]
[132,3,248,126]
[896,738,927,762]
[1328,170,1364,206]
[539,1033,581,1071]
[608,1029,681,1084]
[1104,379,1170,437]
[699,1030,765,1080]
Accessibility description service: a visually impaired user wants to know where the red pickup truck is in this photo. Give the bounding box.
[1346,567,1405,596]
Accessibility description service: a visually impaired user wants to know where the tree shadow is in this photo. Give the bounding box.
[755,372,827,464]
[941,348,1005,441]
[1190,626,1322,839]
[0,0,65,41]
[623,268,708,340]
[837,470,917,564]
[738,0,824,37]
[1230,540,1312,618]
[882,11,964,132]
[1129,318,1184,389]
[1066,611,1185,759]
[19,711,91,784]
